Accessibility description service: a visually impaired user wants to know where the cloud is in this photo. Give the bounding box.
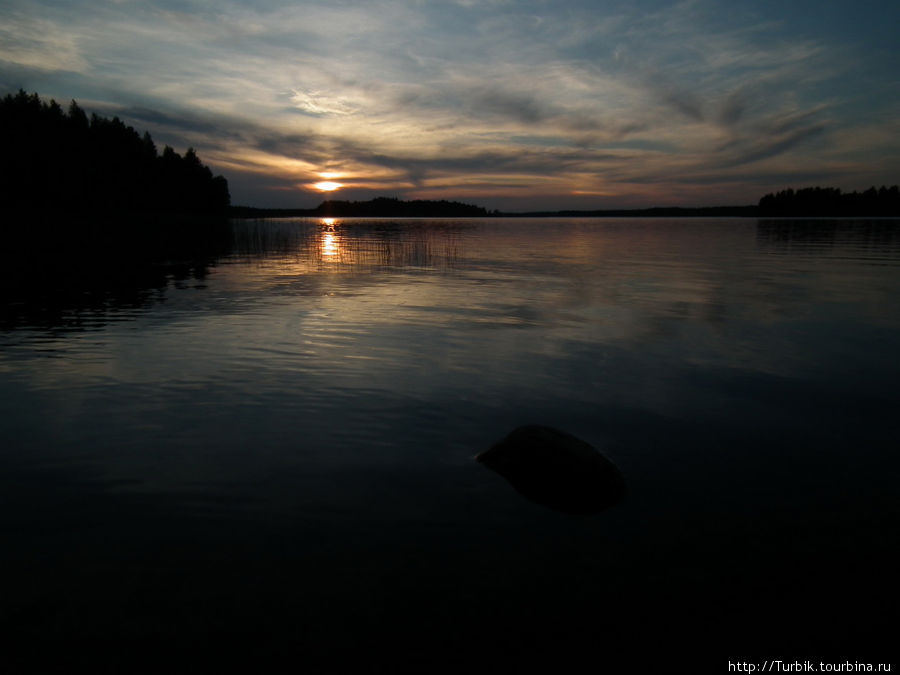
[717,91,745,127]
[288,89,360,117]
[658,86,705,122]
[113,105,235,137]
[0,9,89,72]
[731,124,828,166]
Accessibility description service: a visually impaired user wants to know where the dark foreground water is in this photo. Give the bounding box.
[2,218,898,672]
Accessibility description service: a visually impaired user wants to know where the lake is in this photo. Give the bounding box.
[1,217,898,672]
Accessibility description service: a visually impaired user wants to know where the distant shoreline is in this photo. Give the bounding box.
[230,202,759,219]
[230,188,900,219]
[229,204,900,219]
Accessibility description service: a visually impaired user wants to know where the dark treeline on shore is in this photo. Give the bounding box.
[231,196,488,219]
[1,90,231,253]
[505,187,899,217]
[757,185,900,217]
[321,197,488,217]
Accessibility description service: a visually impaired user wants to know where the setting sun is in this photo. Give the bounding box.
[314,181,343,192]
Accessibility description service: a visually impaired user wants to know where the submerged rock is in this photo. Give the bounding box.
[477,425,625,515]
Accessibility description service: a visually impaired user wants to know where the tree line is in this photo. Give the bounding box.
[758,186,900,217]
[230,197,489,219]
[0,90,230,221]
[317,197,488,217]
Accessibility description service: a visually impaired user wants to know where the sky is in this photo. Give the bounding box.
[2,0,898,210]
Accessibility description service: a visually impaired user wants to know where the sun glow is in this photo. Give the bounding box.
[314,181,343,192]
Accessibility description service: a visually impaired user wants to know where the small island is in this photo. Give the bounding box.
[230,196,489,219]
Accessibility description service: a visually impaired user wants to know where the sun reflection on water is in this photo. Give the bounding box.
[320,230,339,257]
[318,218,342,258]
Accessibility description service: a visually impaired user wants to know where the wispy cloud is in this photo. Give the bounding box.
[0,8,89,72]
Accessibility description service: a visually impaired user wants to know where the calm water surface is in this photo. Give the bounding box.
[2,218,898,671]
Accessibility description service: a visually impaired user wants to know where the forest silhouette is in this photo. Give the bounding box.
[1,91,230,244]
[230,196,489,219]
[757,186,900,217]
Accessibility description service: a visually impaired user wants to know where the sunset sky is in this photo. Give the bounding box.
[2,0,898,210]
